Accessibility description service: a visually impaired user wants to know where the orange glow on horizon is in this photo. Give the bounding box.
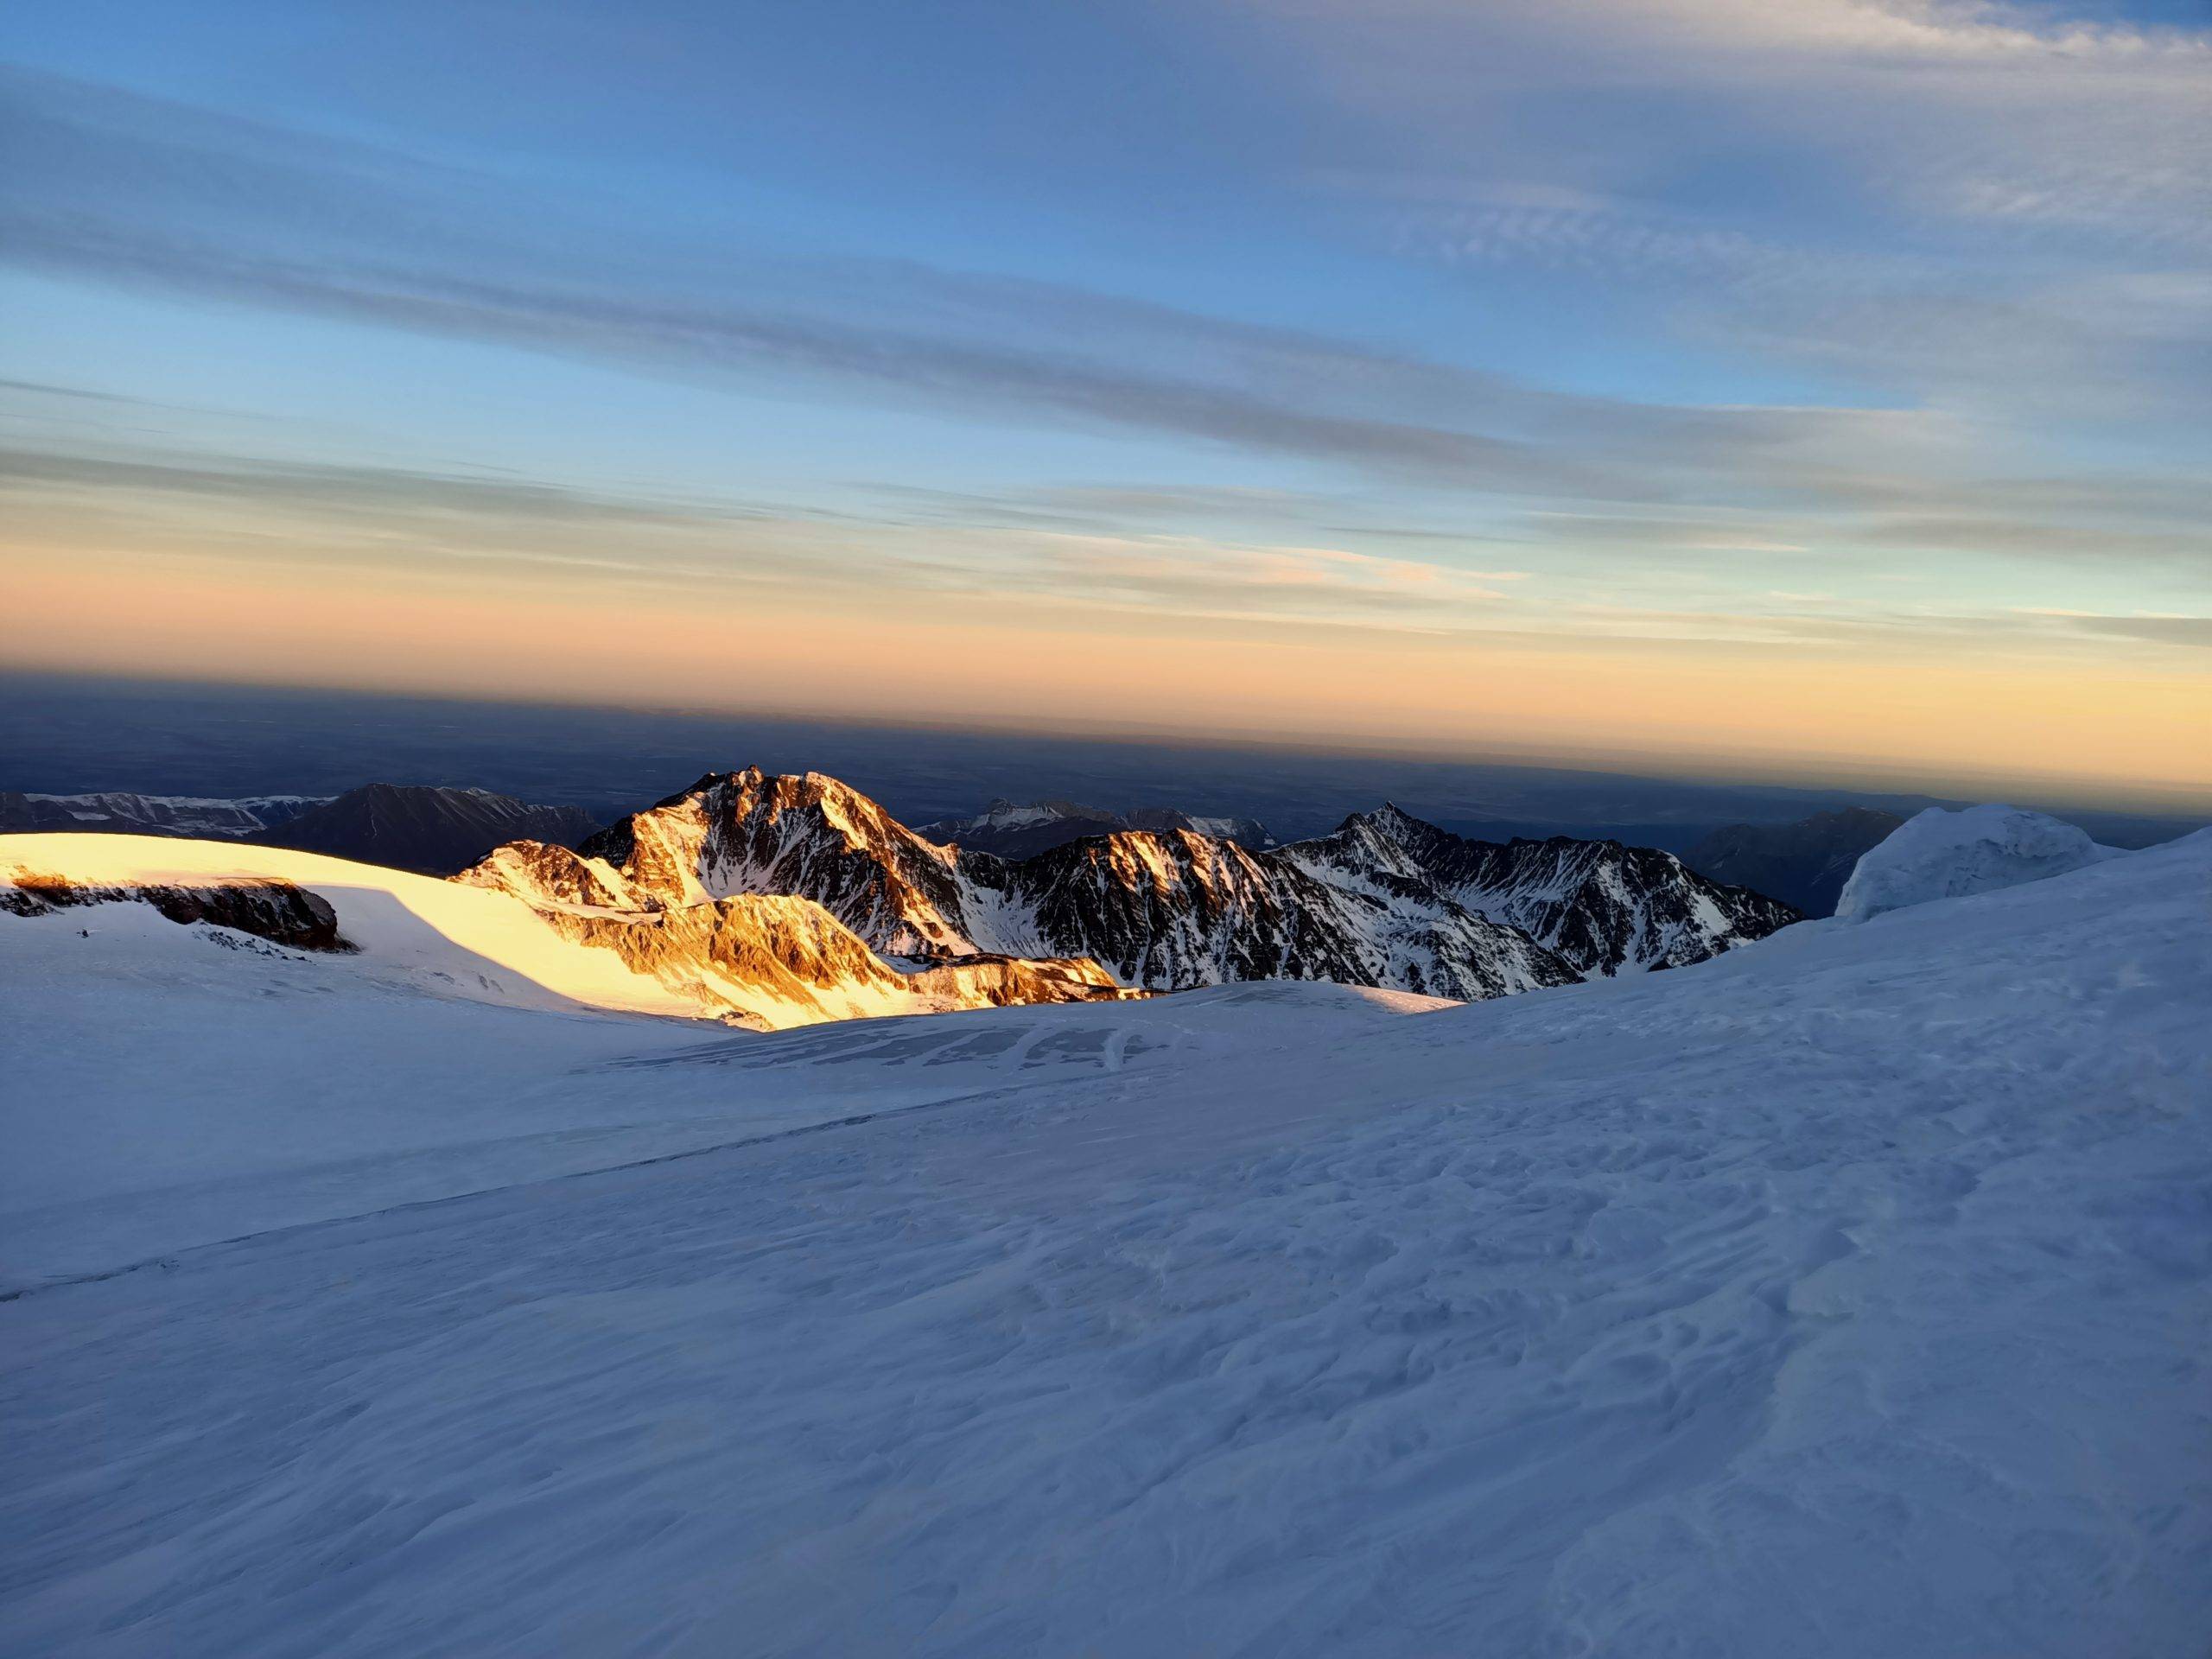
[10,553,2208,812]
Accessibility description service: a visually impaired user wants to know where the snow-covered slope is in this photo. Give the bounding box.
[529,769,1588,1000]
[2,830,2205,1656]
[0,835,1126,1032]
[0,896,1437,1287]
[1835,804,2122,921]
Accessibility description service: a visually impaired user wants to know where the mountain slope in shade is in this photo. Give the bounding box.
[918,798,1275,859]
[245,783,602,875]
[1685,807,1907,917]
[0,791,326,838]
[2,834,1127,1031]
[1334,804,1800,975]
[499,767,1793,1001]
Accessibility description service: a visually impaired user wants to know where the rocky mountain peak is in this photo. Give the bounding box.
[462,766,1799,1006]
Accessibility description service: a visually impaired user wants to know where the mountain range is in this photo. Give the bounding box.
[3,766,1799,1028]
[0,790,325,838]
[466,766,1796,1007]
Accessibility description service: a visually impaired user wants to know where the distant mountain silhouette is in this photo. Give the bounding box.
[246,784,601,875]
[1685,808,1906,917]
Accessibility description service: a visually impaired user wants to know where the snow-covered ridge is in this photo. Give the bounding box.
[1305,804,1796,976]
[507,768,1796,1002]
[0,835,1128,1030]
[514,768,1574,1001]
[2,769,1802,1033]
[1835,804,2125,921]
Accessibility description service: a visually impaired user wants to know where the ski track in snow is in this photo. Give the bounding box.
[1,836,2208,1656]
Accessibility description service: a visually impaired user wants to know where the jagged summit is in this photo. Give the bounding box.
[474,766,1796,1001]
[1299,805,1796,976]
[4,767,1801,1028]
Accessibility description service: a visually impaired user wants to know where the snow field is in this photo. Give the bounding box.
[0,830,2205,1655]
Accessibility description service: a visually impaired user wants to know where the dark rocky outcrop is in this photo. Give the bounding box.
[1,872,351,951]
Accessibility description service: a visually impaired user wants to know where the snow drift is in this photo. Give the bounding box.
[2,829,2206,1655]
[1834,803,2120,921]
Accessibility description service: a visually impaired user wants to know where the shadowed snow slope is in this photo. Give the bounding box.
[1,833,2207,1656]
[1835,804,2121,921]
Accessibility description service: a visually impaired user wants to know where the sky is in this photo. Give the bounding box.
[1,0,2208,807]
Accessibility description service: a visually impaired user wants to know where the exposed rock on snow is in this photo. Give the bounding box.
[524,890,1129,1024]
[0,836,1128,1030]
[1834,804,2121,921]
[0,867,350,951]
[1308,804,1796,976]
[535,767,1786,1002]
[594,769,1577,998]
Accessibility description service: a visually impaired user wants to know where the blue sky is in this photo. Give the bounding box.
[1,0,2206,800]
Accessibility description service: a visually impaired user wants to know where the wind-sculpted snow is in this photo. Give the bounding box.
[1834,803,2121,921]
[2,833,2206,1655]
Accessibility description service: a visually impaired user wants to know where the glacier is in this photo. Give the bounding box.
[0,826,2206,1656]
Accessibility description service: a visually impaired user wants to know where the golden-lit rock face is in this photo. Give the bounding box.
[480,766,1800,1004]
[7,766,1794,1032]
[453,790,1143,1027]
[519,893,1134,1028]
